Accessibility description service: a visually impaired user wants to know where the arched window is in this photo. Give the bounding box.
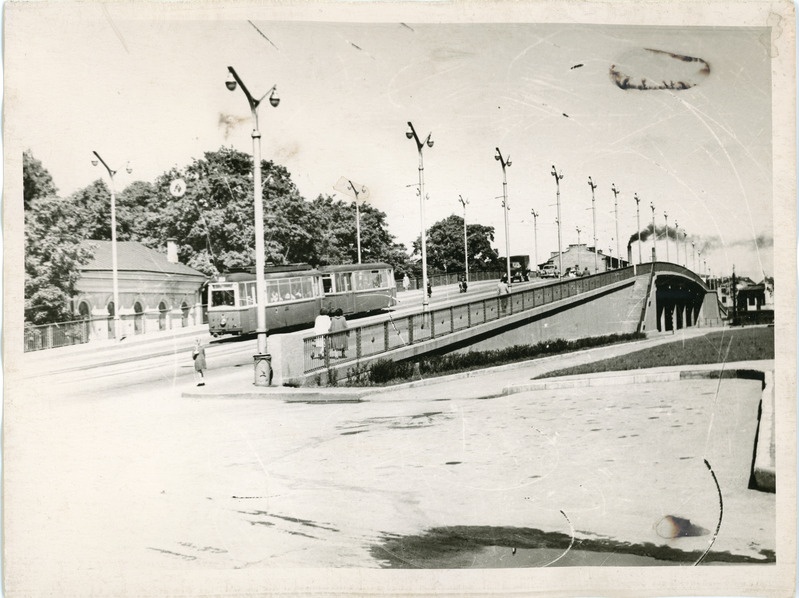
[107,302,115,339]
[133,302,144,335]
[78,301,91,319]
[158,301,168,331]
[181,302,190,327]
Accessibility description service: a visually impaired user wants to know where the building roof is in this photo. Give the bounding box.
[81,241,206,278]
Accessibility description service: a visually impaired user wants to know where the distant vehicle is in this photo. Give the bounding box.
[540,263,559,278]
[206,262,396,337]
[510,255,530,282]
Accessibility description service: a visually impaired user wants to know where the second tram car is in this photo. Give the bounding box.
[207,262,395,337]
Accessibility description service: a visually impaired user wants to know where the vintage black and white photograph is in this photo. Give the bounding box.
[4,1,796,596]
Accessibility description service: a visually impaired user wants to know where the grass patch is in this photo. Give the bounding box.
[347,332,645,386]
[537,326,774,379]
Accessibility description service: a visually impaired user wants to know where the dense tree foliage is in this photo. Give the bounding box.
[24,147,421,323]
[23,150,58,210]
[25,196,94,324]
[412,214,501,275]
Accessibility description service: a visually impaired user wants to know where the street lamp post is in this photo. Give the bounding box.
[347,179,367,264]
[650,202,657,262]
[225,66,280,386]
[92,151,131,342]
[576,226,582,246]
[530,209,539,274]
[458,194,469,283]
[551,165,564,279]
[692,241,696,271]
[683,232,688,268]
[634,193,642,265]
[588,176,598,273]
[406,122,434,309]
[664,211,669,263]
[495,148,512,285]
[674,221,679,266]
[611,183,620,269]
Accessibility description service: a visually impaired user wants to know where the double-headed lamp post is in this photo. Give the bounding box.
[587,176,598,273]
[495,148,512,285]
[406,122,434,309]
[551,165,564,279]
[92,151,131,341]
[611,183,620,269]
[650,202,657,262]
[226,66,280,386]
[458,195,469,283]
[530,209,539,273]
[634,193,642,265]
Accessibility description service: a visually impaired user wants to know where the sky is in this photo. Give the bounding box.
[6,5,776,280]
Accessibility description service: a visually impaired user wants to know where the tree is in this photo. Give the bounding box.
[25,196,93,324]
[412,214,501,274]
[23,150,58,210]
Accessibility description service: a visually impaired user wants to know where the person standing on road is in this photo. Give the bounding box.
[192,339,207,386]
[497,275,510,296]
[402,273,410,292]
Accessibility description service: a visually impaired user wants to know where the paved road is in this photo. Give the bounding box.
[4,324,776,596]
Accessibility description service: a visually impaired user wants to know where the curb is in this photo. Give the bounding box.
[182,387,375,403]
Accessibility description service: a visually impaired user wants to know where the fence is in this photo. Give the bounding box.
[24,303,209,352]
[305,266,641,374]
[395,270,504,292]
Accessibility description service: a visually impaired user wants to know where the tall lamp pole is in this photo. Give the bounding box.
[588,176,598,273]
[346,179,367,264]
[634,193,642,264]
[531,209,539,273]
[226,66,280,386]
[92,151,131,342]
[664,211,670,263]
[692,241,696,271]
[551,165,564,279]
[458,194,469,283]
[650,202,657,262]
[674,221,679,266]
[406,122,434,309]
[683,232,688,268]
[576,226,582,246]
[611,183,620,269]
[495,148,512,285]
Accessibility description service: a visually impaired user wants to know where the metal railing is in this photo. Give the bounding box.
[24,319,92,352]
[395,270,504,292]
[304,265,643,373]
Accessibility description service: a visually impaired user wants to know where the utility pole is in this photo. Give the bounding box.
[634,193,642,264]
[664,211,669,263]
[458,195,469,283]
[576,226,581,246]
[675,221,679,266]
[588,176,598,273]
[650,202,657,261]
[611,183,620,268]
[551,165,564,279]
[531,209,539,273]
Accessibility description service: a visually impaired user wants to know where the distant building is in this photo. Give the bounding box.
[73,240,207,340]
[539,243,628,275]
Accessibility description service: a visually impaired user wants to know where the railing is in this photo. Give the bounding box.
[395,270,504,292]
[304,265,643,373]
[24,319,92,352]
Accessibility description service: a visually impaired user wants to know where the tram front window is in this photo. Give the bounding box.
[211,287,236,307]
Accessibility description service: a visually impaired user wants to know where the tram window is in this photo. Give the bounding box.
[322,275,333,294]
[211,287,236,307]
[300,278,313,298]
[290,279,304,299]
[279,279,292,300]
[266,281,279,303]
[336,273,352,292]
[372,270,382,288]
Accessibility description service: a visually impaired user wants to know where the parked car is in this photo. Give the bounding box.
[540,264,559,278]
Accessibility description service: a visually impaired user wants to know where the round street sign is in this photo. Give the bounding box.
[170,178,187,198]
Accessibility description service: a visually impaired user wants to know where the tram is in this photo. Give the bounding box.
[206,262,396,337]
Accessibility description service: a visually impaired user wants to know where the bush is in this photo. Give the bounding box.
[358,332,645,386]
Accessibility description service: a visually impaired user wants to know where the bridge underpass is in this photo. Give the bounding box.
[269,263,723,386]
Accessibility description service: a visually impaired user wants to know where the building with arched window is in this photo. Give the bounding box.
[73,240,207,341]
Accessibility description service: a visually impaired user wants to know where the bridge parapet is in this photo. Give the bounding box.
[299,266,642,377]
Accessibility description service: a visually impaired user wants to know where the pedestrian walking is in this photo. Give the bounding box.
[329,308,349,358]
[313,308,332,359]
[402,273,411,292]
[497,275,510,295]
[192,339,207,386]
